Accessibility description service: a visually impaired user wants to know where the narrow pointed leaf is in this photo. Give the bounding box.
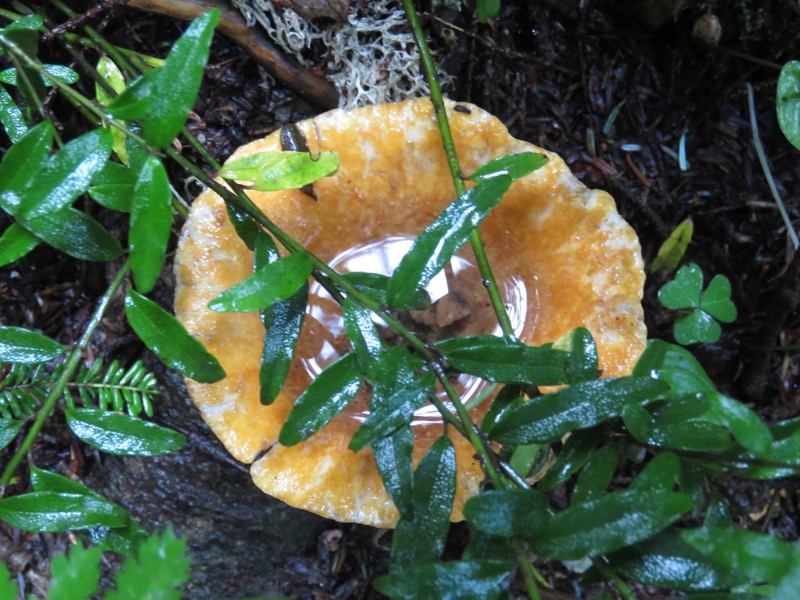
[391,435,457,568]
[488,376,668,444]
[22,206,122,261]
[374,560,511,600]
[48,545,102,600]
[66,408,186,456]
[108,10,220,147]
[0,418,22,450]
[124,290,225,383]
[554,327,600,382]
[279,353,362,446]
[634,340,716,395]
[219,151,339,191]
[572,443,617,504]
[538,428,601,492]
[0,326,65,363]
[343,298,384,376]
[373,425,415,519]
[0,492,128,532]
[651,217,693,273]
[0,222,39,266]
[0,83,26,142]
[386,175,512,309]
[208,251,313,312]
[0,64,79,87]
[464,488,551,537]
[467,151,547,183]
[130,156,172,293]
[342,271,430,309]
[530,489,693,560]
[16,128,112,220]
[436,335,571,385]
[705,392,772,456]
[0,121,53,197]
[630,451,681,492]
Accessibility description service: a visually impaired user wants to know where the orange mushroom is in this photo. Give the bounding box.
[173,98,647,527]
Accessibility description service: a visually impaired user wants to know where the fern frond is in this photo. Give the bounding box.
[0,359,159,419]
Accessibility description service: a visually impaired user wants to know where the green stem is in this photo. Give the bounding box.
[401,0,516,342]
[0,260,132,488]
[593,558,638,600]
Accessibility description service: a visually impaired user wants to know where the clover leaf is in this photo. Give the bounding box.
[658,263,737,345]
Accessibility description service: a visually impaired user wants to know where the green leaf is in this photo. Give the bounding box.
[538,428,601,492]
[254,233,308,405]
[436,335,570,385]
[488,376,668,444]
[0,64,79,87]
[30,466,100,495]
[0,121,53,197]
[0,83,26,142]
[105,528,190,600]
[208,251,313,313]
[124,290,225,383]
[22,206,122,261]
[48,545,102,600]
[682,526,793,584]
[0,418,22,450]
[279,353,362,446]
[674,310,721,345]
[16,128,112,221]
[530,489,693,560]
[701,275,737,323]
[464,488,551,537]
[373,559,511,600]
[342,271,431,309]
[651,217,693,273]
[773,545,800,600]
[386,175,512,309]
[607,529,749,592]
[634,340,715,395]
[704,393,772,456]
[66,408,186,456]
[343,297,384,377]
[219,151,339,191]
[572,443,617,504]
[391,435,457,568]
[130,156,172,293]
[554,327,600,383]
[629,451,681,492]
[0,491,128,532]
[467,151,548,183]
[659,263,703,310]
[0,222,39,266]
[349,372,434,452]
[108,10,220,148]
[82,520,148,557]
[476,0,501,21]
[373,426,415,519]
[0,561,16,599]
[0,325,65,363]
[777,61,800,151]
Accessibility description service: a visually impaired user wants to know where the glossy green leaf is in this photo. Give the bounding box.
[773,545,800,600]
[373,426,415,519]
[464,488,551,537]
[553,327,600,383]
[82,520,148,557]
[0,83,26,142]
[467,151,547,183]
[480,384,524,433]
[538,428,601,492]
[0,15,42,56]
[124,290,225,383]
[88,183,133,212]
[105,528,190,600]
[343,297,384,376]
[386,175,512,309]
[530,489,692,560]
[130,156,172,293]
[108,10,219,147]
[66,408,186,455]
[630,451,681,492]
[30,466,100,495]
[349,372,434,452]
[254,233,308,405]
[701,275,737,323]
[226,202,259,250]
[16,128,112,220]
[219,151,339,191]
[705,392,772,455]
[208,251,313,313]
[95,57,127,160]
[342,271,431,309]
[0,121,53,197]
[651,217,693,273]
[48,545,102,600]
[0,562,16,599]
[659,263,703,310]
[674,310,720,345]
[0,418,22,450]
[489,376,668,444]
[391,435,456,568]
[634,340,715,395]
[0,64,79,87]
[0,325,65,363]
[624,404,735,453]
[682,526,793,584]
[0,222,39,266]
[437,335,570,385]
[22,206,122,261]
[279,353,362,446]
[374,559,511,600]
[777,61,800,151]
[607,529,748,592]
[572,443,617,504]
[0,491,128,532]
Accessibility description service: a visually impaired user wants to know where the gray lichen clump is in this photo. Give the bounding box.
[231,0,453,108]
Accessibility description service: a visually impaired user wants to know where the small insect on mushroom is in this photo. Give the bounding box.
[280,123,318,200]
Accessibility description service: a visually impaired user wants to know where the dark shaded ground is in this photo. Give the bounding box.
[3,0,800,597]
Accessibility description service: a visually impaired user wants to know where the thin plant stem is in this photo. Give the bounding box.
[593,558,639,600]
[747,83,799,249]
[0,260,132,488]
[401,0,516,342]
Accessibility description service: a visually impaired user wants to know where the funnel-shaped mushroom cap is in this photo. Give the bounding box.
[174,98,647,527]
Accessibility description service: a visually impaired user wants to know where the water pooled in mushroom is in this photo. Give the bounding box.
[302,236,529,424]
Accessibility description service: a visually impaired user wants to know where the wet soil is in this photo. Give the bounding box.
[3,0,800,598]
